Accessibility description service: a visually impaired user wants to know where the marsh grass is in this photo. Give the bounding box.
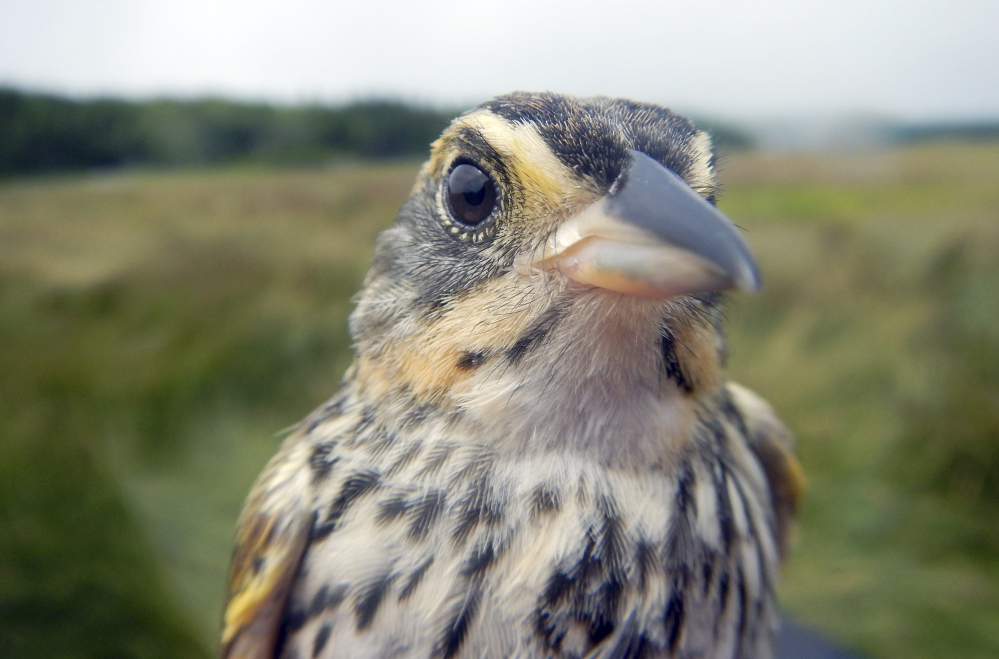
[0,146,996,657]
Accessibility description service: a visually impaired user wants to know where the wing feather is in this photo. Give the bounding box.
[725,382,805,561]
[220,431,314,659]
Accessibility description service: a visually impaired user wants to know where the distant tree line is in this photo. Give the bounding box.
[0,88,459,176]
[0,88,769,177]
[890,121,999,143]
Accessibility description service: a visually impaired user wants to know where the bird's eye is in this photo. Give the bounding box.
[446,163,497,226]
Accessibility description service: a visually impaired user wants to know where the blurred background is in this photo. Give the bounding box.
[1,1,997,658]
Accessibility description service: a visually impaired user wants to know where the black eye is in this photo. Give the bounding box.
[446,163,497,226]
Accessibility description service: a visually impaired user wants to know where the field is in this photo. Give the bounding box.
[1,143,997,658]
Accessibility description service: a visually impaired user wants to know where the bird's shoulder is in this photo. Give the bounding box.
[219,414,350,659]
[722,381,804,559]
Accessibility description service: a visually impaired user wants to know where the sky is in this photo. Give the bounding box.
[1,0,997,122]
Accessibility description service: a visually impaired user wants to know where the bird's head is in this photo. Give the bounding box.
[348,92,759,464]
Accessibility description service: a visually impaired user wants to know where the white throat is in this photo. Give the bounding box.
[451,291,697,469]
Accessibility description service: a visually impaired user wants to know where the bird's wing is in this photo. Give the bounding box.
[220,430,314,659]
[725,382,805,561]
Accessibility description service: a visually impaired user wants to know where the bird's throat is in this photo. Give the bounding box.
[352,284,725,469]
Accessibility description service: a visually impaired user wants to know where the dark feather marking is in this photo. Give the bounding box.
[423,296,448,319]
[664,588,685,653]
[590,498,627,644]
[308,586,330,618]
[313,584,347,617]
[435,584,482,659]
[714,465,736,554]
[451,486,484,545]
[401,403,433,428]
[447,451,494,486]
[456,351,487,370]
[664,460,696,565]
[452,489,504,546]
[399,557,434,601]
[385,442,422,477]
[634,540,658,592]
[365,428,398,457]
[717,387,750,439]
[703,409,729,449]
[535,497,628,650]
[408,489,447,539]
[461,540,499,577]
[729,470,774,604]
[313,470,381,541]
[715,566,731,635]
[354,573,395,631]
[417,443,455,478]
[596,495,626,566]
[309,443,339,483]
[354,406,376,434]
[376,493,409,525]
[702,558,715,597]
[311,521,335,543]
[506,302,568,365]
[449,456,498,544]
[530,484,561,518]
[658,461,696,653]
[735,566,748,647]
[541,570,573,608]
[312,623,332,658]
[660,330,692,393]
[676,460,696,517]
[595,613,650,659]
[283,601,308,634]
[535,567,575,649]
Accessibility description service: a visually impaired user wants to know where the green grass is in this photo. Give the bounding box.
[718,142,999,658]
[1,145,997,658]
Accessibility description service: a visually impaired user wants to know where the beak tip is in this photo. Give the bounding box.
[734,262,762,293]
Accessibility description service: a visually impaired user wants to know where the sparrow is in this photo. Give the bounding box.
[219,92,804,659]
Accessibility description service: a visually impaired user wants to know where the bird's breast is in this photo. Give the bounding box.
[281,408,779,659]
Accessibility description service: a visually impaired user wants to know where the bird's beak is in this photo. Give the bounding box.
[523,149,760,298]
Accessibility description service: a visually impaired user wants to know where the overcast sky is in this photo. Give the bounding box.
[1,0,997,121]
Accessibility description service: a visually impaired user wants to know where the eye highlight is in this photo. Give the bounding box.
[446,162,497,226]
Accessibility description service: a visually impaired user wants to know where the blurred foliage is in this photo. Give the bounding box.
[890,122,999,144]
[896,240,999,508]
[0,88,457,175]
[0,165,409,654]
[691,116,757,152]
[717,142,999,659]
[1,142,998,658]
[0,88,761,178]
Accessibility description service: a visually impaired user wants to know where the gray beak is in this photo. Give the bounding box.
[527,149,760,298]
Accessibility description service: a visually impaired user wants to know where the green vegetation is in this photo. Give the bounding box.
[0,89,458,175]
[0,89,762,178]
[718,143,999,658]
[1,143,997,658]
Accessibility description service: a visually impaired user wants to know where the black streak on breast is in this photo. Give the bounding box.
[312,470,381,541]
[355,573,395,631]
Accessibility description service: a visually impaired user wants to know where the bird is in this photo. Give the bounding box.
[219,92,804,659]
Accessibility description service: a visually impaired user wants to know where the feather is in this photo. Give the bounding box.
[220,432,314,659]
[726,382,805,560]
